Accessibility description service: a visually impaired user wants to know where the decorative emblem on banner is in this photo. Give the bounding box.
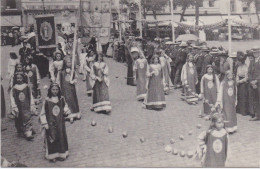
[213,139,223,153]
[40,21,53,41]
[90,12,101,26]
[19,92,26,102]
[52,105,60,116]
[208,81,214,89]
[100,28,109,37]
[228,87,233,96]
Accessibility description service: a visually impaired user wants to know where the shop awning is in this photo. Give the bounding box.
[1,15,22,27]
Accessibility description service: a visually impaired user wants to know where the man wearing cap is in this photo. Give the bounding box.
[219,52,231,81]
[248,47,260,121]
[169,43,179,86]
[174,41,188,88]
[200,46,213,77]
[19,41,31,64]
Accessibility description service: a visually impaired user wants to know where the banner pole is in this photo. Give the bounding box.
[139,0,142,38]
[70,14,78,81]
[170,0,175,42]
[228,0,232,55]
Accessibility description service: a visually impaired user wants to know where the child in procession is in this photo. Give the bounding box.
[49,50,64,83]
[181,53,198,104]
[59,56,81,123]
[23,55,41,104]
[91,53,112,113]
[199,65,220,118]
[144,55,166,110]
[216,70,237,134]
[40,83,70,162]
[159,50,172,95]
[133,48,148,101]
[84,50,96,97]
[10,73,36,140]
[197,113,229,167]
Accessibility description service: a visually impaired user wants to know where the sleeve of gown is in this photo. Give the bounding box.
[7,59,11,76]
[35,65,41,84]
[10,88,18,113]
[241,66,248,83]
[216,82,224,108]
[200,76,205,94]
[146,65,151,77]
[103,63,109,76]
[29,87,35,107]
[63,97,71,115]
[133,60,137,72]
[181,63,187,84]
[39,100,48,126]
[84,62,91,73]
[49,61,55,80]
[197,131,207,146]
[90,64,97,81]
[215,75,220,93]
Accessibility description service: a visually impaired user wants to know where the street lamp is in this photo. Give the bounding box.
[42,0,46,13]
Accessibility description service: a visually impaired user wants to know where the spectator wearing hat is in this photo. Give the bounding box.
[248,47,260,121]
[200,46,213,78]
[8,52,20,79]
[230,52,239,76]
[169,43,179,85]
[127,47,139,86]
[174,41,188,88]
[219,53,231,82]
[236,52,249,116]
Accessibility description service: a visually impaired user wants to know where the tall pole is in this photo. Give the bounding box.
[170,0,175,42]
[228,0,232,55]
[139,0,142,38]
[118,0,122,42]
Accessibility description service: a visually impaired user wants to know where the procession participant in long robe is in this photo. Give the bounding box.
[174,41,188,89]
[159,50,172,95]
[40,83,70,162]
[84,50,96,97]
[10,73,36,140]
[90,54,112,113]
[8,64,27,119]
[170,43,179,86]
[49,51,64,83]
[181,53,198,100]
[194,46,204,93]
[8,52,20,79]
[106,39,114,58]
[133,49,148,101]
[197,113,229,167]
[79,46,87,76]
[199,65,220,118]
[248,47,260,121]
[236,53,249,116]
[59,56,81,123]
[144,55,166,110]
[23,55,41,104]
[126,47,138,86]
[216,71,237,133]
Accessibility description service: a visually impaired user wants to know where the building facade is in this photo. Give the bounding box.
[1,0,22,29]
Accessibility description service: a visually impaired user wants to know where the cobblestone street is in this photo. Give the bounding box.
[1,45,260,167]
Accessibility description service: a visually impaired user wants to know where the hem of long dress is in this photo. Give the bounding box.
[94,105,112,112]
[145,101,166,106]
[137,94,146,100]
[146,104,166,110]
[86,90,93,94]
[45,151,69,160]
[67,112,81,118]
[93,101,111,107]
[225,126,237,133]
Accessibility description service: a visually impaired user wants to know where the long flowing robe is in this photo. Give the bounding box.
[198,129,229,167]
[8,58,20,79]
[91,62,112,112]
[133,58,148,101]
[10,84,34,133]
[200,74,220,115]
[248,57,260,118]
[145,64,166,110]
[106,43,113,57]
[236,64,249,116]
[40,96,70,160]
[181,62,198,96]
[59,69,80,116]
[217,81,237,133]
[24,64,41,100]
[159,55,172,94]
